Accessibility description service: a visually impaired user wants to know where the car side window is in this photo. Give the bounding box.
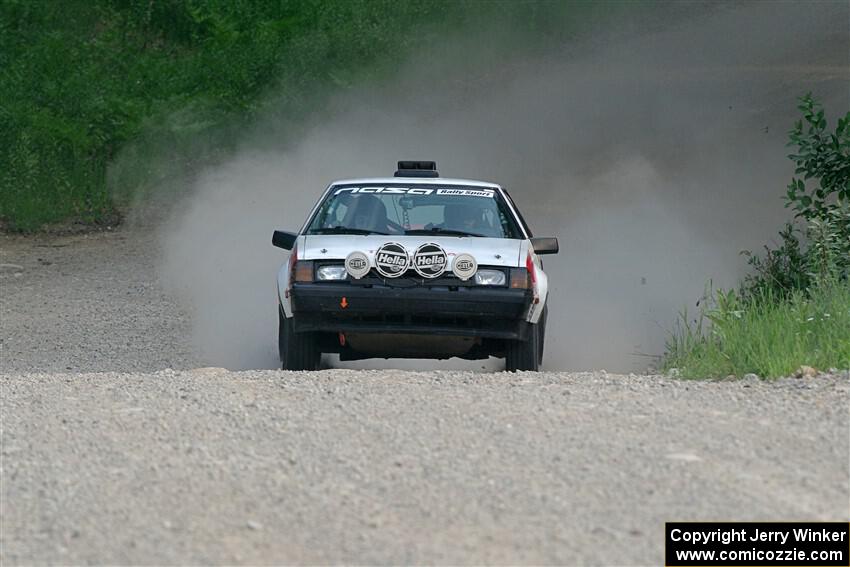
[501,189,532,238]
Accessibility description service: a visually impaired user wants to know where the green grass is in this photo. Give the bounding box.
[0,0,634,231]
[664,282,850,378]
[0,0,464,229]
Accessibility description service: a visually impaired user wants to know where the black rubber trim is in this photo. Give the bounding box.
[290,282,532,339]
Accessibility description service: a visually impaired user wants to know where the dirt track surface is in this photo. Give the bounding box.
[1,230,849,565]
[1,230,198,374]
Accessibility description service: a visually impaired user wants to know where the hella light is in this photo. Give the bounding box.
[316,265,348,281]
[474,269,506,286]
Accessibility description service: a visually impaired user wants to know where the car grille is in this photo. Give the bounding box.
[348,268,504,287]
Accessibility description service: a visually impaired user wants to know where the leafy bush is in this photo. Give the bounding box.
[739,223,808,301]
[806,203,850,285]
[740,94,849,300]
[785,93,850,220]
[740,204,850,300]
[666,95,850,378]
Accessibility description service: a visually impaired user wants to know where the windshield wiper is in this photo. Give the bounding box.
[310,227,388,236]
[404,227,483,238]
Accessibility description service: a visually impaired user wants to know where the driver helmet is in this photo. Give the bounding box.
[443,202,481,231]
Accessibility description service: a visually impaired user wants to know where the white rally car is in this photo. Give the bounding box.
[272,161,558,371]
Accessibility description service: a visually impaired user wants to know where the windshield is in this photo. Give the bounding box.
[305,184,523,238]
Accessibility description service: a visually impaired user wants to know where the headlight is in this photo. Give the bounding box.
[474,269,506,286]
[316,265,348,281]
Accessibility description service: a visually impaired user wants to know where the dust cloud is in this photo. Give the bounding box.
[156,1,849,371]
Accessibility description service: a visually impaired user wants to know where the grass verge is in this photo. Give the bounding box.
[664,282,850,378]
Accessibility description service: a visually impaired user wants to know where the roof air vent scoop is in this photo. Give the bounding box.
[394,161,439,178]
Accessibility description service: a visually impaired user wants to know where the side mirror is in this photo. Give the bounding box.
[530,237,559,255]
[272,230,297,250]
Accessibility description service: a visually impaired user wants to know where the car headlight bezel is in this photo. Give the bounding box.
[316,265,349,281]
[474,269,507,286]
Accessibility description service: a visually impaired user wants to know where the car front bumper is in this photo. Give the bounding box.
[290,281,533,340]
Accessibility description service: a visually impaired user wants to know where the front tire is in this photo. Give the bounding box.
[278,308,321,371]
[505,321,542,372]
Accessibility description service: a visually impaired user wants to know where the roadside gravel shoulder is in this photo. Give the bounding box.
[1,230,199,373]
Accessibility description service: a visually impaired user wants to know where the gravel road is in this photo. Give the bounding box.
[1,229,848,565]
[1,230,198,374]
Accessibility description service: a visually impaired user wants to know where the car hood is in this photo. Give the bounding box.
[300,235,524,267]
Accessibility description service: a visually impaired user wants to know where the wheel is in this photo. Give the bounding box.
[505,320,542,372]
[278,308,321,370]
